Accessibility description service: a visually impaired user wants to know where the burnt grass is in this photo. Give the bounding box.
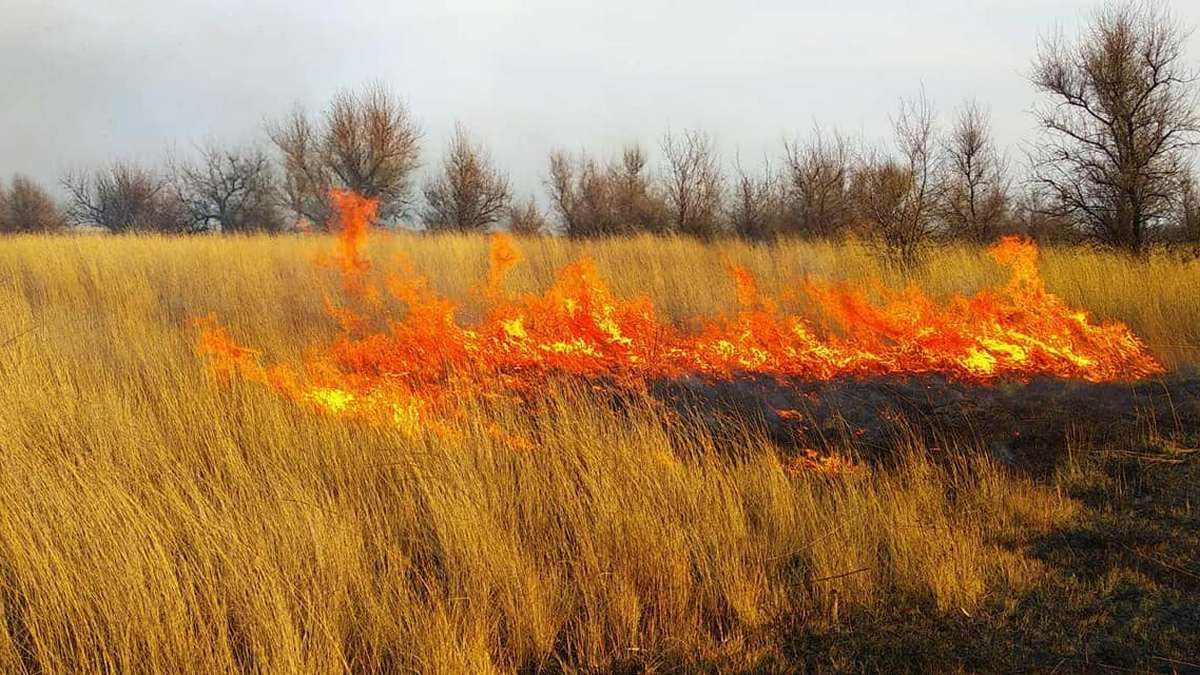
[652,370,1200,468]
[776,454,1200,674]
[649,372,1200,673]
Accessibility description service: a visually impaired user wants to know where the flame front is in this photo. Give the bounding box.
[195,190,1163,438]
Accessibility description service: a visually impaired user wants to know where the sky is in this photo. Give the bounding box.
[2,0,1198,203]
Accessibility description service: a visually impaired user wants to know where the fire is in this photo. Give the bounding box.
[194,189,1163,443]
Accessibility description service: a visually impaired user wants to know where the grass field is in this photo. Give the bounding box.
[0,232,1198,673]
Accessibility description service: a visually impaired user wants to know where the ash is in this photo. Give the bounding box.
[652,370,1200,467]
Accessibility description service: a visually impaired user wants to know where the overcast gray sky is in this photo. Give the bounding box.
[2,0,1198,203]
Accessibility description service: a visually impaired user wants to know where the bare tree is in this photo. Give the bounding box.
[1029,1,1200,254]
[782,128,855,238]
[1173,170,1200,241]
[270,109,328,229]
[728,154,783,241]
[572,155,620,236]
[546,150,580,235]
[612,144,669,234]
[941,100,1011,242]
[855,92,942,265]
[62,162,185,233]
[544,147,668,237]
[0,175,64,233]
[661,129,724,239]
[506,196,547,235]
[853,160,917,259]
[269,83,421,228]
[423,124,512,232]
[171,145,284,233]
[1014,185,1078,242]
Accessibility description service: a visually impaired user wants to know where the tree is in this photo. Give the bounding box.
[611,145,669,234]
[62,162,185,233]
[544,147,668,237]
[546,150,581,235]
[1029,1,1199,254]
[728,155,783,241]
[1173,171,1200,241]
[781,128,855,238]
[423,124,512,232]
[0,175,64,233]
[855,92,942,265]
[661,129,724,239]
[1014,185,1077,242]
[570,154,620,236]
[171,145,285,233]
[506,196,548,235]
[941,100,1011,242]
[269,83,421,228]
[271,110,327,230]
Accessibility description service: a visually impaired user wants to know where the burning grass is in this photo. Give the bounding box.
[0,212,1197,671]
[196,191,1160,448]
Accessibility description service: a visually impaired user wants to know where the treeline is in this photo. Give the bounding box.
[2,1,1198,262]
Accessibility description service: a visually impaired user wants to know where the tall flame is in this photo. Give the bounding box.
[195,189,1163,435]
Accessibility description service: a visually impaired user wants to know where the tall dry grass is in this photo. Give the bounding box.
[0,232,1189,672]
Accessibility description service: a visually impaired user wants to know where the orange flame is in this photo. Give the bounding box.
[195,190,1163,442]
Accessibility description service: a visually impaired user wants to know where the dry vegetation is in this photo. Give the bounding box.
[0,232,1198,673]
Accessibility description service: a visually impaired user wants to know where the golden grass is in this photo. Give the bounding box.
[0,232,1191,672]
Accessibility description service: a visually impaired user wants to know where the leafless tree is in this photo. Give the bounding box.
[728,154,783,241]
[62,162,185,233]
[506,196,548,235]
[611,144,669,234]
[269,83,421,228]
[853,159,917,260]
[661,129,724,239]
[423,124,512,232]
[941,100,1012,242]
[0,175,64,233]
[546,150,580,235]
[270,109,327,229]
[170,145,285,233]
[545,147,668,237]
[1013,185,1078,242]
[572,155,620,236]
[1029,1,1199,254]
[855,92,943,265]
[782,128,855,238]
[1173,170,1200,241]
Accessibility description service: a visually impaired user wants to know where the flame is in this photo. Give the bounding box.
[194,190,1163,444]
[323,189,375,297]
[783,449,865,477]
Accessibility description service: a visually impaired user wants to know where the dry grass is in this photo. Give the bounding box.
[0,232,1196,673]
